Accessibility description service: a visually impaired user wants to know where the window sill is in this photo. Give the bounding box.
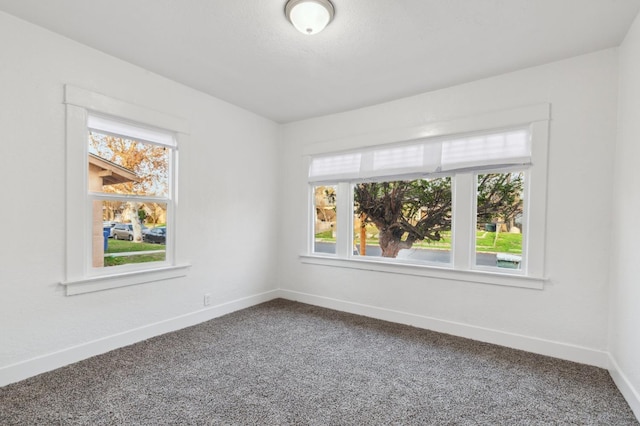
[299,255,545,290]
[61,264,191,295]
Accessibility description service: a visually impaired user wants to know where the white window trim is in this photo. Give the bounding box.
[299,255,544,289]
[302,104,550,290]
[62,85,191,295]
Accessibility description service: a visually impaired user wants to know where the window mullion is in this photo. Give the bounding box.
[89,192,171,203]
[452,173,474,270]
[336,182,352,258]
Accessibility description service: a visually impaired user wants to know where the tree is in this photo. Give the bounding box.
[138,208,148,223]
[354,178,452,257]
[354,173,524,258]
[89,133,169,197]
[476,172,524,231]
[315,186,336,223]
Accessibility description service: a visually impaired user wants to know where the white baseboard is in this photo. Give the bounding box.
[609,354,640,421]
[5,287,633,422]
[278,289,610,369]
[0,290,280,387]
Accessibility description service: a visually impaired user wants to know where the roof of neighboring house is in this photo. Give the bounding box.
[88,153,138,185]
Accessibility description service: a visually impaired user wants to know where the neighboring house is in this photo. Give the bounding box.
[88,153,138,267]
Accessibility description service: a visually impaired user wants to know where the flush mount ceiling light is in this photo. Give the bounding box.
[285,0,335,35]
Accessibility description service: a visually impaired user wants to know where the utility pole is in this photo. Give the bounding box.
[359,213,367,256]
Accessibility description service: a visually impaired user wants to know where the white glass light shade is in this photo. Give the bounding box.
[286,0,335,35]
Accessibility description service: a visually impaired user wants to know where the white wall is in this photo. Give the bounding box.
[279,49,619,366]
[609,12,640,418]
[0,12,279,384]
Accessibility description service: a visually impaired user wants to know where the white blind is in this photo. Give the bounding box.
[87,114,176,147]
[308,129,530,182]
[308,152,362,181]
[441,130,530,171]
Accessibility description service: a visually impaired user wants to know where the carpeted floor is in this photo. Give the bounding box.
[1,299,637,425]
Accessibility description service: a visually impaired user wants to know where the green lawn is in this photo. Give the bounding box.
[105,239,163,253]
[318,229,522,254]
[475,231,523,254]
[315,230,334,240]
[104,253,166,267]
[104,239,165,267]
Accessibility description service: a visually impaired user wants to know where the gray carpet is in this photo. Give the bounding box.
[1,299,637,425]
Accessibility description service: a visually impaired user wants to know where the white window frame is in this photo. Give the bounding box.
[301,104,549,290]
[61,85,190,295]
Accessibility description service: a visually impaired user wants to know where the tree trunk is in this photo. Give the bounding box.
[129,203,143,242]
[378,228,412,258]
[380,240,402,257]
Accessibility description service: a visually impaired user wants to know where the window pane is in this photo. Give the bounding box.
[88,131,170,197]
[476,172,524,269]
[353,177,452,264]
[313,185,337,254]
[93,200,167,268]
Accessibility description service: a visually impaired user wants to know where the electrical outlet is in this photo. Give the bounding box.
[204,293,211,306]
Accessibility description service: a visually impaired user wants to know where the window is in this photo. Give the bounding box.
[63,86,190,295]
[88,118,172,269]
[475,171,525,270]
[313,185,337,254]
[353,177,452,265]
[303,105,549,288]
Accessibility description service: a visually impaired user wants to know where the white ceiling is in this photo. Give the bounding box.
[0,0,639,123]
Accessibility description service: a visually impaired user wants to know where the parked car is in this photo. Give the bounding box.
[113,223,149,241]
[143,227,166,244]
[112,223,134,240]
